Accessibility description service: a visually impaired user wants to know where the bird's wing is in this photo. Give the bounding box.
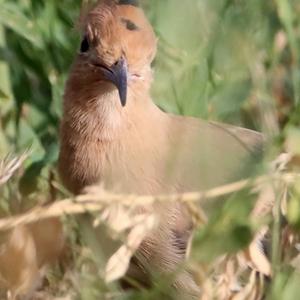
[162,115,265,192]
[209,121,264,158]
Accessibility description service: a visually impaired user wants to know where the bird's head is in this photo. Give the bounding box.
[74,0,157,106]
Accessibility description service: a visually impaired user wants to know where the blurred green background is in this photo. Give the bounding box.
[1,0,300,299]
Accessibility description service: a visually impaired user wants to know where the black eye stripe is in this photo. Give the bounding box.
[121,18,140,31]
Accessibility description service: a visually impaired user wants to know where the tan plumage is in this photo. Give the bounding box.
[59,0,263,298]
[0,219,65,298]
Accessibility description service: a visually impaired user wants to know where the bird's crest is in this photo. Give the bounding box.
[79,0,140,31]
[118,0,139,6]
[80,0,139,11]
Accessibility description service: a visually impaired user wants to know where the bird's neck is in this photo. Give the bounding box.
[59,79,164,193]
[62,80,158,143]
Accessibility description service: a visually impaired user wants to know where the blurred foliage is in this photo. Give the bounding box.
[0,0,300,299]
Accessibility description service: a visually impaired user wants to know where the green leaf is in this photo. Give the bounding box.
[0,88,9,99]
[192,190,255,262]
[0,25,13,114]
[19,159,45,196]
[17,118,45,158]
[0,2,43,48]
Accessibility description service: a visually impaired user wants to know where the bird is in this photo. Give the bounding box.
[58,0,264,298]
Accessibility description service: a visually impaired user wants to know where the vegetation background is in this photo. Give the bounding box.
[0,0,300,299]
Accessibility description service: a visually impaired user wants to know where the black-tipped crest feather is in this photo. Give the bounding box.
[118,0,139,7]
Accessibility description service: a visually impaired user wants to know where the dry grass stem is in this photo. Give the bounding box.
[0,152,29,186]
[0,172,298,232]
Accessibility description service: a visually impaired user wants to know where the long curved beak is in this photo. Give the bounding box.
[100,57,128,107]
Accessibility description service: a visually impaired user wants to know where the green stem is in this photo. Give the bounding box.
[0,25,12,155]
[276,0,300,106]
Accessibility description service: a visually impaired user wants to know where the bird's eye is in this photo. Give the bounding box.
[121,18,140,31]
[80,37,90,53]
[125,20,139,31]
